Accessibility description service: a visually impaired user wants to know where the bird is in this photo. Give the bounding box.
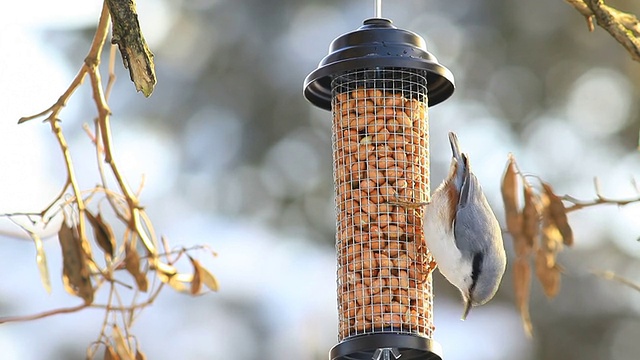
[393,132,506,320]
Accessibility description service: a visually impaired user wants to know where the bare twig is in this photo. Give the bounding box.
[84,121,130,223]
[562,178,640,212]
[91,285,165,312]
[16,3,113,250]
[0,282,162,324]
[4,1,217,357]
[86,54,155,254]
[0,303,89,324]
[594,270,640,292]
[565,0,596,31]
[17,68,87,124]
[105,44,118,100]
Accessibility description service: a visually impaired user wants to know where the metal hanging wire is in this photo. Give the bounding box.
[374,0,382,18]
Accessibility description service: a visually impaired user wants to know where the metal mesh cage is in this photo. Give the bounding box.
[331,68,435,342]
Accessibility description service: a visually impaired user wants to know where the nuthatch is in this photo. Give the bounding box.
[393,132,506,320]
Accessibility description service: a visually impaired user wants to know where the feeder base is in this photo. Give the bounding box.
[330,333,442,360]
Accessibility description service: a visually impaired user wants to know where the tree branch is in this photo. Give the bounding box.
[565,0,640,62]
[105,0,156,97]
[562,178,640,212]
[565,0,596,31]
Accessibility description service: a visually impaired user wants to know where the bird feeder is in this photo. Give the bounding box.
[303,3,454,360]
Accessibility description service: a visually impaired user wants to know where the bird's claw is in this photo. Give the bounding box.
[386,193,429,209]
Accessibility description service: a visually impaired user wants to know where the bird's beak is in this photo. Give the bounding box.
[461,298,473,321]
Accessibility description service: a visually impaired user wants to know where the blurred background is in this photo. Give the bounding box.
[1,0,640,359]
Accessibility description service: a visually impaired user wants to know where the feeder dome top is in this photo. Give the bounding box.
[303,18,455,111]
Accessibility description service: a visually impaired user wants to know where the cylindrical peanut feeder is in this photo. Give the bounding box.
[304,16,454,360]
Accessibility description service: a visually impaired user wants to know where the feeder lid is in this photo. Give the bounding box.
[304,18,455,111]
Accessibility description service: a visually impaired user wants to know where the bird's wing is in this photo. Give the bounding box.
[453,154,487,254]
[457,154,472,209]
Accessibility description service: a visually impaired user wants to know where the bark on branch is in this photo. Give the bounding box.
[565,0,640,62]
[105,0,156,96]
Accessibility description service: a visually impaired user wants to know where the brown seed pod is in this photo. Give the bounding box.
[534,246,561,299]
[522,184,541,251]
[542,181,574,246]
[513,258,531,314]
[501,154,522,235]
[513,257,533,338]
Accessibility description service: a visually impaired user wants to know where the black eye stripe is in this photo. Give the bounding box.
[469,252,483,295]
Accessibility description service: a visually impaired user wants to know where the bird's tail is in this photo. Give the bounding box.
[448,132,463,162]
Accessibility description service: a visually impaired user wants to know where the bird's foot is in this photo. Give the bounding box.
[386,194,429,209]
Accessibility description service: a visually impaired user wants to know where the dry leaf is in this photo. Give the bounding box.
[151,258,177,279]
[58,222,94,304]
[104,344,120,360]
[199,265,220,292]
[29,232,51,294]
[522,184,541,250]
[86,211,116,257]
[187,257,219,293]
[135,348,147,360]
[151,258,211,294]
[513,258,533,338]
[151,258,191,293]
[189,256,202,295]
[112,325,134,360]
[501,154,522,237]
[124,239,148,292]
[542,182,574,246]
[167,273,194,293]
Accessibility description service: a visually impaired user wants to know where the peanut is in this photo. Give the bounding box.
[332,87,434,339]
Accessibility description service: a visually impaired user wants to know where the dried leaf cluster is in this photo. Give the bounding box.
[501,154,574,337]
[0,2,216,359]
[501,152,640,336]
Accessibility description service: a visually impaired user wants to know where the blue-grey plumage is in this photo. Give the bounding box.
[424,132,506,320]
